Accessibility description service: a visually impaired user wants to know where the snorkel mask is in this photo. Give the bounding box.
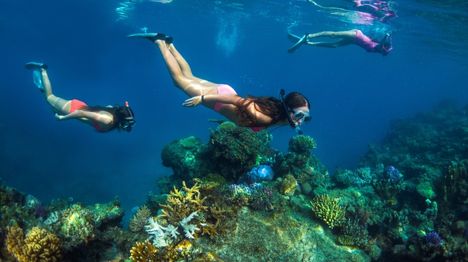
[378,33,393,55]
[119,101,136,132]
[280,89,304,135]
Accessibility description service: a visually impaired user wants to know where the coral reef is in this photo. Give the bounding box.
[161,136,205,180]
[204,122,273,181]
[59,204,95,248]
[129,240,158,262]
[129,205,152,233]
[6,225,62,262]
[310,195,345,229]
[2,102,467,261]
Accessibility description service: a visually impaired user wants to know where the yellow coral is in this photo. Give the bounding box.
[129,205,151,233]
[160,181,207,224]
[6,225,25,260]
[6,225,62,262]
[129,240,158,262]
[280,174,298,195]
[310,195,345,229]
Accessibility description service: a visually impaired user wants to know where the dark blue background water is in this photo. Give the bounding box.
[1,0,467,212]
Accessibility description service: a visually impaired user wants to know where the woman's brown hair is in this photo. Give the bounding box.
[236,92,309,127]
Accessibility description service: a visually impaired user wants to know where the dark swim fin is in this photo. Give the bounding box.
[25,62,48,70]
[287,34,307,53]
[127,32,173,44]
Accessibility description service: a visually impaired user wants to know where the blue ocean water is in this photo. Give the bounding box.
[0,0,467,213]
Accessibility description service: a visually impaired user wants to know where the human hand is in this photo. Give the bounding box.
[182,96,203,107]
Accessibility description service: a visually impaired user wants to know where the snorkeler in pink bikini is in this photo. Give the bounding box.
[129,33,311,134]
[352,0,396,22]
[288,29,392,56]
[26,62,135,132]
[308,0,396,23]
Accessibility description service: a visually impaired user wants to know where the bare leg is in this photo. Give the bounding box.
[306,39,353,48]
[155,40,218,98]
[167,43,194,78]
[40,69,71,114]
[166,43,218,87]
[307,30,356,39]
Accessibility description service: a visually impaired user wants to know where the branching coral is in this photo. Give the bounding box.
[143,181,210,257]
[6,225,62,262]
[129,205,152,233]
[129,240,158,262]
[310,195,345,229]
[160,181,208,224]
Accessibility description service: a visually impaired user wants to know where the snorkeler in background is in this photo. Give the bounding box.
[25,62,135,132]
[288,29,392,55]
[308,0,396,23]
[128,33,311,133]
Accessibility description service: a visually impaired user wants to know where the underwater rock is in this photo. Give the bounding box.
[195,207,370,261]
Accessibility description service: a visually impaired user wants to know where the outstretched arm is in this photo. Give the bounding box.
[182,94,246,107]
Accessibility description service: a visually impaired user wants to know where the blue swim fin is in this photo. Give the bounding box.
[287,34,307,53]
[127,32,173,44]
[25,62,47,91]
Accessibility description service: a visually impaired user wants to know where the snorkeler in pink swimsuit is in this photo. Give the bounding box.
[308,0,395,23]
[288,29,392,56]
[26,62,136,132]
[129,32,311,134]
[353,0,396,22]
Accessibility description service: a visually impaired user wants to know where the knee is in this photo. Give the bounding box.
[172,75,189,87]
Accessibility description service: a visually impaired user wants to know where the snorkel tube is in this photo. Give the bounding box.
[280,89,303,134]
[119,101,135,131]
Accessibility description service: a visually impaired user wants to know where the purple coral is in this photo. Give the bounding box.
[385,165,403,183]
[425,231,443,247]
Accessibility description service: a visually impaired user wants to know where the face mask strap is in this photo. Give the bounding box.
[280,89,297,129]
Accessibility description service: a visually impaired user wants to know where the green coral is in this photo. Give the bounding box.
[161,136,204,180]
[90,200,123,227]
[206,122,272,181]
[288,135,317,155]
[59,204,95,248]
[416,181,435,199]
[310,195,345,229]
